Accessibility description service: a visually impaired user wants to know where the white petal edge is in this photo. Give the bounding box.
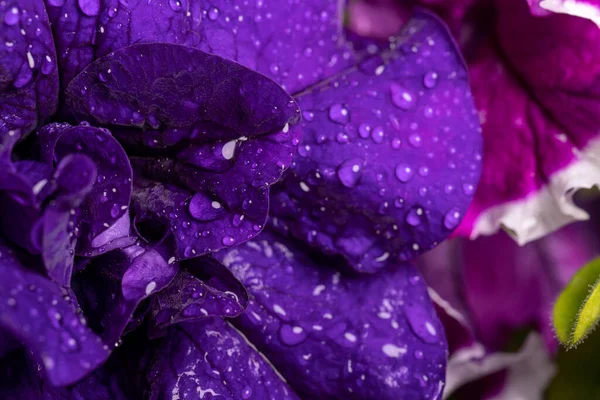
[445,333,556,399]
[471,137,600,245]
[487,333,556,400]
[538,0,600,28]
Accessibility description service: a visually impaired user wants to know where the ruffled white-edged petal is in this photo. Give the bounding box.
[471,137,600,245]
[534,0,600,28]
[445,333,555,399]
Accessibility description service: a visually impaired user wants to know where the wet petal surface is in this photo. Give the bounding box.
[74,244,177,346]
[0,0,58,160]
[0,239,109,386]
[214,230,447,400]
[271,12,482,272]
[46,0,351,94]
[146,318,299,400]
[149,256,248,332]
[39,124,133,250]
[66,43,300,258]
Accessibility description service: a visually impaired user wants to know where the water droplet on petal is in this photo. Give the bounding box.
[408,134,422,148]
[405,207,424,226]
[222,236,235,246]
[443,208,461,230]
[371,126,384,143]
[405,302,439,344]
[336,158,364,188]
[48,308,62,328]
[221,140,236,160]
[183,246,196,258]
[241,387,253,399]
[462,183,474,196]
[358,124,371,139]
[390,83,416,110]
[279,324,307,346]
[302,111,314,121]
[3,7,19,26]
[328,104,349,124]
[168,0,182,11]
[41,55,55,75]
[232,214,244,227]
[189,193,223,221]
[395,164,414,183]
[60,332,79,352]
[423,71,438,88]
[208,7,219,20]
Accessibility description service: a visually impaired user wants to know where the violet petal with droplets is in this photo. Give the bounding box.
[214,230,447,400]
[271,11,482,272]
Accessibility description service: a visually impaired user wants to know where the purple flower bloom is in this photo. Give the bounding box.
[0,0,483,398]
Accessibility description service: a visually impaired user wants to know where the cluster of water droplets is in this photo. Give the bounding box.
[3,3,56,88]
[278,27,482,268]
[218,238,446,397]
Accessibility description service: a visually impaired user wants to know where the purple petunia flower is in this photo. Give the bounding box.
[0,1,484,398]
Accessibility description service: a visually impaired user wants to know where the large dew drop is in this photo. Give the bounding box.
[336,158,364,188]
[443,208,461,230]
[395,164,414,183]
[188,192,224,221]
[279,324,308,346]
[390,83,416,110]
[404,302,439,344]
[328,104,349,124]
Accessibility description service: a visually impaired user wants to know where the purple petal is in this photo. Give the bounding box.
[214,230,447,400]
[38,124,133,251]
[46,0,351,94]
[0,347,130,399]
[74,244,177,346]
[64,42,300,257]
[146,318,299,400]
[271,11,482,272]
[149,256,248,332]
[0,155,96,287]
[65,43,300,146]
[0,239,109,386]
[78,212,137,258]
[0,161,53,254]
[42,154,97,286]
[0,0,58,160]
[131,125,299,259]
